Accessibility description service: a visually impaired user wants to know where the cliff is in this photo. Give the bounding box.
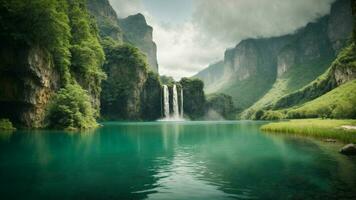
[0,0,105,129]
[100,41,161,121]
[86,0,123,43]
[87,0,159,73]
[195,0,353,118]
[119,14,159,73]
[0,43,60,127]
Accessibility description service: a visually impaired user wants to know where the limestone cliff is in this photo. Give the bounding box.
[100,44,161,120]
[87,1,159,74]
[86,0,123,42]
[119,14,159,73]
[0,42,60,127]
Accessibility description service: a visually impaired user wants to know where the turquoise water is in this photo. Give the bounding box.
[0,121,355,199]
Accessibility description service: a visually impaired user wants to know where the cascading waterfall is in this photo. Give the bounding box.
[172,84,179,118]
[163,85,170,118]
[160,84,184,121]
[180,88,184,117]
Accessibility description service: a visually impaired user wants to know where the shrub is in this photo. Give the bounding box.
[261,111,286,120]
[0,119,16,130]
[47,84,97,130]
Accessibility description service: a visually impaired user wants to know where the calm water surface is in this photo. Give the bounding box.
[0,121,355,199]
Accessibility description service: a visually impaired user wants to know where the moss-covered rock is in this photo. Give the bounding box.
[101,44,162,120]
[141,71,162,120]
[180,78,206,119]
[0,119,16,130]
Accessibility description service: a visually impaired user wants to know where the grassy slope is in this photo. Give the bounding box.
[261,119,356,143]
[242,58,333,118]
[285,79,356,119]
[274,42,356,111]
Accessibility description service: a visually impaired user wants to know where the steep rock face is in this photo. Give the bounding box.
[179,78,206,119]
[0,43,59,127]
[100,45,161,120]
[328,0,353,53]
[196,35,292,109]
[277,48,295,77]
[86,0,123,42]
[119,14,159,73]
[274,44,356,110]
[140,72,162,120]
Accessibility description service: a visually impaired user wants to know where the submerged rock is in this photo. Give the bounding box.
[340,143,356,155]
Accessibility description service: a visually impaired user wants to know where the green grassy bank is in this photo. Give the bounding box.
[261,119,356,143]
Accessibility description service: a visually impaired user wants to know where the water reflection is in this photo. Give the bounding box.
[0,121,355,199]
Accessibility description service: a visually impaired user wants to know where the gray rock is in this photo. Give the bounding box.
[340,144,356,155]
[324,138,337,143]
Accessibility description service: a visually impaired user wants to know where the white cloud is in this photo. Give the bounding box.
[193,0,336,45]
[151,21,225,79]
[109,0,144,18]
[109,0,337,80]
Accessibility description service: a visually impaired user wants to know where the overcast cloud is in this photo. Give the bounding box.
[109,0,336,79]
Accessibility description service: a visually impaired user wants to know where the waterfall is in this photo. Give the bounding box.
[163,85,170,118]
[172,84,179,118]
[180,88,184,117]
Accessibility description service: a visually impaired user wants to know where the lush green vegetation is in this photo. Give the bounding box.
[0,119,16,130]
[1,0,108,129]
[160,75,175,85]
[140,71,162,120]
[46,84,97,130]
[243,57,334,119]
[101,44,159,120]
[261,119,356,143]
[274,43,356,110]
[68,0,106,108]
[284,79,356,119]
[0,0,72,82]
[206,93,238,120]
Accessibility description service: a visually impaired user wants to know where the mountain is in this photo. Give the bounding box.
[86,0,123,43]
[119,14,159,73]
[0,0,163,129]
[195,0,353,118]
[86,0,161,120]
[87,1,159,73]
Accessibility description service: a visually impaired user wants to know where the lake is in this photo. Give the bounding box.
[0,121,355,199]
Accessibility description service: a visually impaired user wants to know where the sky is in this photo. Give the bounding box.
[109,0,336,80]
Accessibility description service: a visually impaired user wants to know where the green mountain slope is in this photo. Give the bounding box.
[285,79,356,119]
[258,0,356,120]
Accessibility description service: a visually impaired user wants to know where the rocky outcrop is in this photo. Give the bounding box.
[100,44,161,120]
[273,43,356,109]
[86,0,123,42]
[179,78,206,119]
[0,43,60,127]
[328,0,353,53]
[87,0,162,76]
[340,143,356,155]
[119,14,159,73]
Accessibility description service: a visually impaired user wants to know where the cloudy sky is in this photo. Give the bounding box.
[109,0,336,80]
